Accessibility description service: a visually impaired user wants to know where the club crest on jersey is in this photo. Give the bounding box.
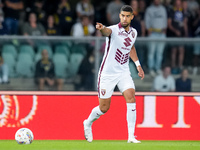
[132,32,135,38]
[101,89,106,96]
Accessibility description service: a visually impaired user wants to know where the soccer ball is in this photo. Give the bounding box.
[15,128,34,144]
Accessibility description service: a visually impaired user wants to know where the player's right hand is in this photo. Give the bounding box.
[137,66,145,80]
[96,22,104,30]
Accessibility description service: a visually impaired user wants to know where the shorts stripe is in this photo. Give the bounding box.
[98,36,111,97]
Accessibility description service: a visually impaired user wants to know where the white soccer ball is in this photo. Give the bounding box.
[15,128,34,144]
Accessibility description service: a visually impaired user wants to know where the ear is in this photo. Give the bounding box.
[131,14,134,20]
[119,13,121,18]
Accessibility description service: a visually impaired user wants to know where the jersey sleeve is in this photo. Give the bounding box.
[131,28,138,45]
[107,25,116,37]
[133,28,138,39]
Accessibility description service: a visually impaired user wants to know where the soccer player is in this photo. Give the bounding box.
[83,5,145,143]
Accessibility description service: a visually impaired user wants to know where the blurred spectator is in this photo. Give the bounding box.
[145,0,167,76]
[106,0,125,25]
[163,0,173,15]
[3,0,24,35]
[92,1,107,25]
[130,0,146,67]
[183,0,194,36]
[45,15,60,36]
[57,0,73,35]
[77,50,95,91]
[130,0,145,37]
[25,0,47,25]
[176,68,191,92]
[76,0,94,22]
[32,0,46,24]
[138,0,146,20]
[0,10,8,35]
[43,0,59,17]
[35,49,64,91]
[167,0,188,74]
[35,49,54,90]
[192,9,200,75]
[0,0,3,12]
[71,15,95,37]
[0,56,9,84]
[168,0,188,37]
[152,65,175,92]
[187,0,199,17]
[94,30,106,57]
[22,12,46,36]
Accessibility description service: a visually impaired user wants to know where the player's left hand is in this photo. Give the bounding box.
[137,66,145,80]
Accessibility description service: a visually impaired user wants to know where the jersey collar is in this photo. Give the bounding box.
[118,22,133,34]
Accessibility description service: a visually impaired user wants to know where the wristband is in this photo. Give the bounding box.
[135,60,141,67]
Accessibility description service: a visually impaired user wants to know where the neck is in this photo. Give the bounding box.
[163,74,168,79]
[124,25,130,32]
[43,58,48,61]
[182,77,187,81]
[176,5,182,9]
[30,22,37,27]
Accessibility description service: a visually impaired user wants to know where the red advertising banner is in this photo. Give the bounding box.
[0,94,200,140]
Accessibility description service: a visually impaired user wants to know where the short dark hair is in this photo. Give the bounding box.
[120,5,133,13]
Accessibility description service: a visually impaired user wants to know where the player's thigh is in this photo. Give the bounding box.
[122,88,136,103]
[98,75,118,99]
[117,73,135,94]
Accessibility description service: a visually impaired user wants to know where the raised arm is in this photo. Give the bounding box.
[5,0,24,10]
[130,45,145,80]
[96,22,112,37]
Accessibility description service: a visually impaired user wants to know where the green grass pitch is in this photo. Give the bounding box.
[0,140,200,150]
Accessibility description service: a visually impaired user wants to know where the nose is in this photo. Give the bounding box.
[123,16,127,21]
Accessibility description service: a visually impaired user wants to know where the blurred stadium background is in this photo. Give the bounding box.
[0,0,199,91]
[0,0,200,144]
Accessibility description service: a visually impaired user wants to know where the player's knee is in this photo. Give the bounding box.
[100,105,110,113]
[127,97,136,103]
[100,108,109,113]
